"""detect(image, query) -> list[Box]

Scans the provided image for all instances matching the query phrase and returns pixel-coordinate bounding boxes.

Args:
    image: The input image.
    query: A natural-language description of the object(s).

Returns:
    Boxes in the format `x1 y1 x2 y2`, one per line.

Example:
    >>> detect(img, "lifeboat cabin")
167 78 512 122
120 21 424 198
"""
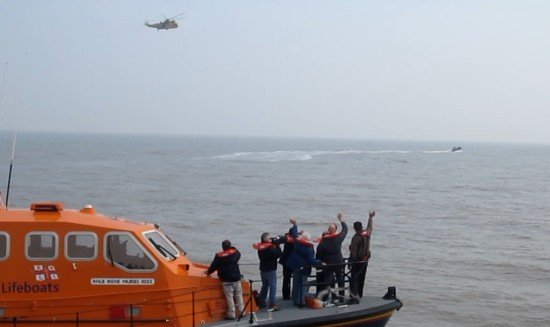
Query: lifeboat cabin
0 202 402 327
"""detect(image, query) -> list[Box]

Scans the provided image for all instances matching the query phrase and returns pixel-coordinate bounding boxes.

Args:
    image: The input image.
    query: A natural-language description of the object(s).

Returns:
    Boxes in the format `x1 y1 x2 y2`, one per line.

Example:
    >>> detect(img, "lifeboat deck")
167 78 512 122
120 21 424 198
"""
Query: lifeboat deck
206 295 402 327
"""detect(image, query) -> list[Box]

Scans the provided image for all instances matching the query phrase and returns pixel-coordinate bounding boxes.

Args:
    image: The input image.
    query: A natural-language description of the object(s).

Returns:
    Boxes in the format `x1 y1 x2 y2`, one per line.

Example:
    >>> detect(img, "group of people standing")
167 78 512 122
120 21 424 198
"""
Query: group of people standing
206 211 375 320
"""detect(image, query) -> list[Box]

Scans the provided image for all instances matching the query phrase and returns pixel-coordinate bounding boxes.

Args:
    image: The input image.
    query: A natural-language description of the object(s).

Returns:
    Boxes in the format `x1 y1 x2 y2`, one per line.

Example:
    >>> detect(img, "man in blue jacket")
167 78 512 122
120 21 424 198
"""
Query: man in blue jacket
206 240 244 320
285 218 323 307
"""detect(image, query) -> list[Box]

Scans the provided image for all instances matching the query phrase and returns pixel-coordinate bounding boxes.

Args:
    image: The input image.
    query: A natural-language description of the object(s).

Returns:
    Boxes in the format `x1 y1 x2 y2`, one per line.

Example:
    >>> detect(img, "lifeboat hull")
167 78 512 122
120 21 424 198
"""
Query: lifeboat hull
206 295 403 327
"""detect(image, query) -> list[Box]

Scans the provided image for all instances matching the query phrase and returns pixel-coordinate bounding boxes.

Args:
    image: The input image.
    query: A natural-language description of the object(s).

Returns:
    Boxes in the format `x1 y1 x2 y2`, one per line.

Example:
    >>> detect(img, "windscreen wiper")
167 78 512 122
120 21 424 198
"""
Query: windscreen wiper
150 239 177 260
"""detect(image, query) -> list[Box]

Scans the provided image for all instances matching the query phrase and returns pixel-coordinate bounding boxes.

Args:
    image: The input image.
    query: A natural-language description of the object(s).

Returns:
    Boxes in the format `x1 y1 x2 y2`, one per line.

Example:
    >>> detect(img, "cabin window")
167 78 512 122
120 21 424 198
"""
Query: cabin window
105 233 156 271
0 232 9 260
26 232 58 260
143 231 179 260
66 232 97 260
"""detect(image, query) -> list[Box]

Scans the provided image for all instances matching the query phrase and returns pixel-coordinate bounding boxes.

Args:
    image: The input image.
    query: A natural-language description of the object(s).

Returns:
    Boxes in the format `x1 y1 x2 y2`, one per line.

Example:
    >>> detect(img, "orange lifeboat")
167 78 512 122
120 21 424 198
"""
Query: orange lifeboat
0 202 253 326
0 201 402 327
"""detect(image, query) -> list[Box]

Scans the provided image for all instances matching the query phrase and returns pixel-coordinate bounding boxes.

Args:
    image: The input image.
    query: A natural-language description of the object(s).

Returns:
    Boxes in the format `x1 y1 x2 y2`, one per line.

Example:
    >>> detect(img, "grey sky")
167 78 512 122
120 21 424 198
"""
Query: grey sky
1 0 549 143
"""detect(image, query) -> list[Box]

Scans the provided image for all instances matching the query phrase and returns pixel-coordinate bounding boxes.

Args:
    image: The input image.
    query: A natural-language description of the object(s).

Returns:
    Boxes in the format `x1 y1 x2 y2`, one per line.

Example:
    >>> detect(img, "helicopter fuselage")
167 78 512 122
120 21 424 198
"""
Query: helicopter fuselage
145 19 178 30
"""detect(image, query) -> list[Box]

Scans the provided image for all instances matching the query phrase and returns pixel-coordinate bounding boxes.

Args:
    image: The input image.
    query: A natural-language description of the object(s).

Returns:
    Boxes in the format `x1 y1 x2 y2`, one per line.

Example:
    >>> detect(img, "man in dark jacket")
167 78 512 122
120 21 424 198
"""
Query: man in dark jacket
206 240 244 320
349 210 375 299
286 218 323 307
279 228 296 300
316 213 348 302
253 233 282 310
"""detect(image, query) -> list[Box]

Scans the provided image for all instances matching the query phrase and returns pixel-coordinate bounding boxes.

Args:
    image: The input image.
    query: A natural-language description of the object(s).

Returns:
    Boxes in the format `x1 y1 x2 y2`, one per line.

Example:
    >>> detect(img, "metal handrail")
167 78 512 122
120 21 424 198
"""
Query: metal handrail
293 258 369 303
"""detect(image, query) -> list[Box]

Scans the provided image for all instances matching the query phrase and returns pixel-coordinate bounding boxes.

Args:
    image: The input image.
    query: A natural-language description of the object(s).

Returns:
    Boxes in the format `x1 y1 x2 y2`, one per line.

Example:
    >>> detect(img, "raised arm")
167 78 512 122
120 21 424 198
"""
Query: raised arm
337 213 348 242
289 218 298 238
366 210 375 234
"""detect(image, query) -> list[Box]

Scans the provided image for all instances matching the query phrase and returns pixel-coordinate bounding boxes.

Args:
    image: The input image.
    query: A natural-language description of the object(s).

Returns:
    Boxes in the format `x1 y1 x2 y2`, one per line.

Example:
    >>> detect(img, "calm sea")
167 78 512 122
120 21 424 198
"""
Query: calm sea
1 132 549 326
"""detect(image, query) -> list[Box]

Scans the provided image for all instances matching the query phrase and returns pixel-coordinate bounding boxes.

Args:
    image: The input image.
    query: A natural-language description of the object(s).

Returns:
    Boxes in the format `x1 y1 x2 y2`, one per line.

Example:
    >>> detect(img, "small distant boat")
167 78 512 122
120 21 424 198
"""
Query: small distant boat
451 146 462 152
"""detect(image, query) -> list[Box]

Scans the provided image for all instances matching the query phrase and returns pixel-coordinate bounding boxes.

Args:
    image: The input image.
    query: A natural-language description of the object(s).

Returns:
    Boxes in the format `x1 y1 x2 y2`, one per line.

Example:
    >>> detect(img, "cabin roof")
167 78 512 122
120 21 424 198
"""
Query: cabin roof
0 202 156 232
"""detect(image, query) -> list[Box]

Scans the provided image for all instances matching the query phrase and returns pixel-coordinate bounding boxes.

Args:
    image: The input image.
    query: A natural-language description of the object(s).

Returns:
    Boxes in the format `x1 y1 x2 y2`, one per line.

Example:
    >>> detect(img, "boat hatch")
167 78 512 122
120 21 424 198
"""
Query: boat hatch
30 202 64 212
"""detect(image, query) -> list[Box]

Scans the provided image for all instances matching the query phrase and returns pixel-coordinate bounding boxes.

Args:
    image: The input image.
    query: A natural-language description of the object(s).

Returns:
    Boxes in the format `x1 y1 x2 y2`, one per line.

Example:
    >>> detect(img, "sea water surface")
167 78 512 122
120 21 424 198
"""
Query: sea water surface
0 132 549 326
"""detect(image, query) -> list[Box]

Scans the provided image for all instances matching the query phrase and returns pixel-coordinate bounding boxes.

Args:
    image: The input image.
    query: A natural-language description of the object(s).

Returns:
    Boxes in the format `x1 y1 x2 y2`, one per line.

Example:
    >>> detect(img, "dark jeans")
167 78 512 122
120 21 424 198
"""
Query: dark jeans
259 270 277 308
315 271 324 296
282 266 293 300
350 262 368 298
322 264 345 301
292 269 309 306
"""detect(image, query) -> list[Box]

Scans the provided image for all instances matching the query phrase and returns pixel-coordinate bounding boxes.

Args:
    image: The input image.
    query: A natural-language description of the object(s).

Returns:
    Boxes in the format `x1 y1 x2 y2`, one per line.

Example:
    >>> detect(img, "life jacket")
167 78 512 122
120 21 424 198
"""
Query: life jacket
297 238 314 247
315 231 341 243
285 235 295 243
216 248 237 257
357 230 371 260
322 232 341 240
253 242 274 251
209 247 241 283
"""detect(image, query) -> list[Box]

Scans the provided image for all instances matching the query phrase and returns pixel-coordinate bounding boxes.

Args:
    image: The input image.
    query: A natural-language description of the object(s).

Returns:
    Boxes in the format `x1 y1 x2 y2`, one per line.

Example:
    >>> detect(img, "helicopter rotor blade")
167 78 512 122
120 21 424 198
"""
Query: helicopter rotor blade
169 13 185 20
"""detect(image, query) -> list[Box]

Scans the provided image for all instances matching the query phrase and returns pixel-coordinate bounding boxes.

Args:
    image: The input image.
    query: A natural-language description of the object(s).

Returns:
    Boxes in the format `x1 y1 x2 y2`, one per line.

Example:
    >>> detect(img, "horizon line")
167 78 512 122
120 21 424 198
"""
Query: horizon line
0 128 548 147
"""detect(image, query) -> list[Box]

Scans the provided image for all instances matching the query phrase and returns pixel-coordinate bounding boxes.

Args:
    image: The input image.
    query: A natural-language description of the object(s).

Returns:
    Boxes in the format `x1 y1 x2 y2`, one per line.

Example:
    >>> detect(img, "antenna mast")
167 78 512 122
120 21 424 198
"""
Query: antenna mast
0 61 7 112
0 62 8 208
5 132 17 208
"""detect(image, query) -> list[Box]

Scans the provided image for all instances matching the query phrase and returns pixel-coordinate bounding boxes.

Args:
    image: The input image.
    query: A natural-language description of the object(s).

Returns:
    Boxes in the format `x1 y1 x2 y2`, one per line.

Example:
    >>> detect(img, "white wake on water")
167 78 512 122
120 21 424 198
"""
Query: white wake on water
201 148 458 162
208 150 364 162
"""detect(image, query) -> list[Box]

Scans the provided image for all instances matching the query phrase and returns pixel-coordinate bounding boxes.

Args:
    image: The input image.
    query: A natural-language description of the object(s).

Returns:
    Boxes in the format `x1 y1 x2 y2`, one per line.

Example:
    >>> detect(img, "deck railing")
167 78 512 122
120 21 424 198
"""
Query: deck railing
300 258 370 304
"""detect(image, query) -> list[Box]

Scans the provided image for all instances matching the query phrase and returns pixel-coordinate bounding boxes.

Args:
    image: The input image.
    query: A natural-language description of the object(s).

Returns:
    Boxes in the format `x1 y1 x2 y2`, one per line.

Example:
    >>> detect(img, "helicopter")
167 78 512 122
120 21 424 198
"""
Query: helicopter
145 13 184 31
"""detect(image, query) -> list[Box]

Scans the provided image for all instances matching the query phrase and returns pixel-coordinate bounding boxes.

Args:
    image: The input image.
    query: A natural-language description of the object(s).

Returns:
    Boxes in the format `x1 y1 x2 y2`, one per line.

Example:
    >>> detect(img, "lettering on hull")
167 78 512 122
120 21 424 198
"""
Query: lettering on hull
1 282 60 293
90 278 155 285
